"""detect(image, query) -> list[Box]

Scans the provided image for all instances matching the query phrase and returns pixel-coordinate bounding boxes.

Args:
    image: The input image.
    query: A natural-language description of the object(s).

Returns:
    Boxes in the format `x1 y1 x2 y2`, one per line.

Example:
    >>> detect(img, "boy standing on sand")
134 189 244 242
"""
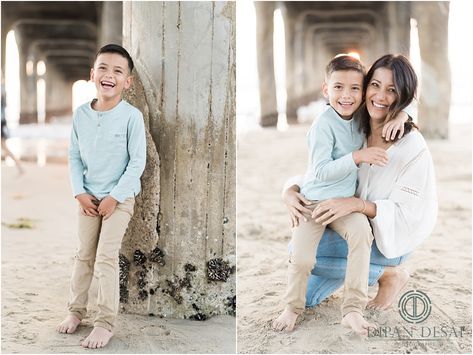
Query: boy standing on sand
272 55 408 335
56 44 146 349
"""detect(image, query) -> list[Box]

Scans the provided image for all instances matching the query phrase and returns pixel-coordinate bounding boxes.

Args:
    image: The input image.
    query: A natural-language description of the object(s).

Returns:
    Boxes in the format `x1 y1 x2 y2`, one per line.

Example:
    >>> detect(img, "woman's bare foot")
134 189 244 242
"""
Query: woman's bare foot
367 267 410 310
56 314 81 334
81 326 113 349
272 309 299 332
341 312 375 336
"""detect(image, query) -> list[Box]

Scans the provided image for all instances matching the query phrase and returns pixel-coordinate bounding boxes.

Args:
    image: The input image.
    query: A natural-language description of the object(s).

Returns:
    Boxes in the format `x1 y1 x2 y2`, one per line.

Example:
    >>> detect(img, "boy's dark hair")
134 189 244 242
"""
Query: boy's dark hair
94 44 134 73
325 54 365 78
359 53 418 141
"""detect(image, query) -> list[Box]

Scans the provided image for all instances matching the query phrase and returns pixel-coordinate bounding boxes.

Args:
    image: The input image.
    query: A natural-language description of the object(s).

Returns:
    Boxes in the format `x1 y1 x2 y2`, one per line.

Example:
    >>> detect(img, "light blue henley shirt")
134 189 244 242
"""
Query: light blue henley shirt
300 106 364 200
68 99 146 203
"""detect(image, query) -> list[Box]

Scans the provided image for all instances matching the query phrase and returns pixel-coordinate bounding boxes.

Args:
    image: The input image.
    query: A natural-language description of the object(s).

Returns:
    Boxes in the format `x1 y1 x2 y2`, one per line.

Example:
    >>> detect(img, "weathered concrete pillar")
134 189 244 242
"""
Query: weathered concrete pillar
302 24 314 93
304 28 320 95
294 19 307 100
363 32 377 66
45 64 73 121
17 38 38 124
0 3 14 76
0 34 6 77
281 6 298 123
121 1 235 319
368 9 386 64
413 2 450 139
312 32 326 95
386 2 411 55
303 25 323 101
99 2 123 46
254 1 278 127
297 23 324 108
282 7 324 123
0 12 9 75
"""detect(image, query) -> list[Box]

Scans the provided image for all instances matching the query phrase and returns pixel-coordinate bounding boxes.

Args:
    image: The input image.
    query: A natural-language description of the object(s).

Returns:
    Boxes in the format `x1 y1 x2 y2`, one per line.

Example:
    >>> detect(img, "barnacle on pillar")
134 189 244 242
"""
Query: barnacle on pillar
207 258 234 282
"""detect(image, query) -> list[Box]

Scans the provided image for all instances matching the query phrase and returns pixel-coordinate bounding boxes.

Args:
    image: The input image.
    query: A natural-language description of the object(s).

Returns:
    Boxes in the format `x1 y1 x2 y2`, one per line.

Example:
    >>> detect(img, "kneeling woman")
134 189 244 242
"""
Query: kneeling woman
283 54 437 312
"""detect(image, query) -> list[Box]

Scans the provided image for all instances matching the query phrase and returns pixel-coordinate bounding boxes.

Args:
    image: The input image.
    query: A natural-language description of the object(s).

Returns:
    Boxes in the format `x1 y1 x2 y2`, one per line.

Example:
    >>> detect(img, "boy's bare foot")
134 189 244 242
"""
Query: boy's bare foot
341 311 375 336
272 309 299 332
367 267 409 310
56 314 81 334
81 326 113 349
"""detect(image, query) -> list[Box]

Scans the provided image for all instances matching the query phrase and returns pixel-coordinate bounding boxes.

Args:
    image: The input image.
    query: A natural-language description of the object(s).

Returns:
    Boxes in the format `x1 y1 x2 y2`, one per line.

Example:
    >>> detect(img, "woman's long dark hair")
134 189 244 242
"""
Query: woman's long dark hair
359 54 418 140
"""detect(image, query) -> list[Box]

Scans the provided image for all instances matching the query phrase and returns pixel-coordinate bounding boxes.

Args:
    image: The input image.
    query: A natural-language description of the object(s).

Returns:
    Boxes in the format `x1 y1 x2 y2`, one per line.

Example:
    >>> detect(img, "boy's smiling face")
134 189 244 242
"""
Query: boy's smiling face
90 53 132 101
323 70 364 119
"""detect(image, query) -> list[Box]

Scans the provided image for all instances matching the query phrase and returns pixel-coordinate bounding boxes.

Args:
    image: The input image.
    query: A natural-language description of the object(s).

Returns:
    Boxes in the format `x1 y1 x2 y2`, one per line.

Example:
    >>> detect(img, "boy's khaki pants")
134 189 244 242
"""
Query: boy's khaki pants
68 198 134 331
285 201 373 317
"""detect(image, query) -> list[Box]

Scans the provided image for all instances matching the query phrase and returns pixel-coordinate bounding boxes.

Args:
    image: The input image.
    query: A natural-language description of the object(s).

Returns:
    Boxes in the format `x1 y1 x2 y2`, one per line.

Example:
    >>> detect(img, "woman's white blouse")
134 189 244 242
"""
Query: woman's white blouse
284 130 438 259
357 130 438 258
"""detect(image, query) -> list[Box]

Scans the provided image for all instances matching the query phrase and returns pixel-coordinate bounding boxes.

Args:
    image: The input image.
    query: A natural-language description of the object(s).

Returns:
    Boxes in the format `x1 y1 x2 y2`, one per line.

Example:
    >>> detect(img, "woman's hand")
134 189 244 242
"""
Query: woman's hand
312 197 363 225
282 186 312 228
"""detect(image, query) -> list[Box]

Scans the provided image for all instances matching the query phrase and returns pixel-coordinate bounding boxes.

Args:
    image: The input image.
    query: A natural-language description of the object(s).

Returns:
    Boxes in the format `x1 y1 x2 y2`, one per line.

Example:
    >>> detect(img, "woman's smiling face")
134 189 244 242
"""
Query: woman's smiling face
365 67 398 122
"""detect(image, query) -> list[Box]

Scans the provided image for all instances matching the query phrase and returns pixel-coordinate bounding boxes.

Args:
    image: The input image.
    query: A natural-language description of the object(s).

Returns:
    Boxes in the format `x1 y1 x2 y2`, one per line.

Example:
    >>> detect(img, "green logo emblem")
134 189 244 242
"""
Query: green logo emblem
398 290 432 324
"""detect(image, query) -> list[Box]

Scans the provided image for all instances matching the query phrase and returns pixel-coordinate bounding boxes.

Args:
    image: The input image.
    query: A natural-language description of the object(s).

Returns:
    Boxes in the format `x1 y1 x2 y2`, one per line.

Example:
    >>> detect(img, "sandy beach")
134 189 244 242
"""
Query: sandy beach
236 121 472 353
1 162 235 354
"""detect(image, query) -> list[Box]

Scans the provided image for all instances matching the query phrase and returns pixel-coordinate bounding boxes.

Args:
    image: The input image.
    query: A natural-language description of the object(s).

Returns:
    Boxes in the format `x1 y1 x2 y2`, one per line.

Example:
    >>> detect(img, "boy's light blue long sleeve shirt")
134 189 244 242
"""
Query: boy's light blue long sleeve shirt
300 106 364 200
68 99 146 203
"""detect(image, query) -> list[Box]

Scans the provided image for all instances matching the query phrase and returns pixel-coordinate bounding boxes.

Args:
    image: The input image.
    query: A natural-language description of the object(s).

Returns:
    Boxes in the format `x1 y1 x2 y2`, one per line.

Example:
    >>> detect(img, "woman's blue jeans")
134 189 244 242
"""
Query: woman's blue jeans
289 228 409 309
